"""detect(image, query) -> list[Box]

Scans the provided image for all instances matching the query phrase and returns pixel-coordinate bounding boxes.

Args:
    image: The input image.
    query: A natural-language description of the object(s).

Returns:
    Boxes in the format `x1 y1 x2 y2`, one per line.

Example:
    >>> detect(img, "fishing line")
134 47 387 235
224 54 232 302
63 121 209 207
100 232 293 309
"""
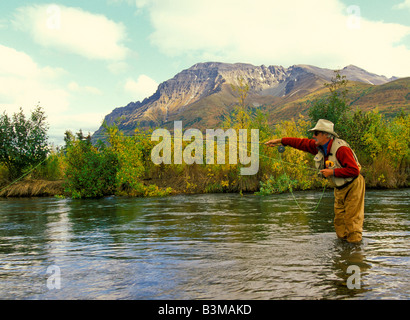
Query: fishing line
275 146 327 213
0 157 49 195
232 142 327 213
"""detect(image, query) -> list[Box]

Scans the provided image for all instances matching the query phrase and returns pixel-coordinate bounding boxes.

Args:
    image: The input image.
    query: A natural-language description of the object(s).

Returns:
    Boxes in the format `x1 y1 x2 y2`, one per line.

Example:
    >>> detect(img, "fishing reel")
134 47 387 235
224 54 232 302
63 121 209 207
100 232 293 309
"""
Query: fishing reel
318 161 335 178
325 160 335 168
278 145 285 153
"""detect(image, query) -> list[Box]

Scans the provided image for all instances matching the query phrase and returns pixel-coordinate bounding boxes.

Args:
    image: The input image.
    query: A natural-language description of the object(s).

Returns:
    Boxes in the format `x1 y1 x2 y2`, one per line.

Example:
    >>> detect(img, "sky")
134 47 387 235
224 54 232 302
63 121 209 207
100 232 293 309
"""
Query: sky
1 0 410 146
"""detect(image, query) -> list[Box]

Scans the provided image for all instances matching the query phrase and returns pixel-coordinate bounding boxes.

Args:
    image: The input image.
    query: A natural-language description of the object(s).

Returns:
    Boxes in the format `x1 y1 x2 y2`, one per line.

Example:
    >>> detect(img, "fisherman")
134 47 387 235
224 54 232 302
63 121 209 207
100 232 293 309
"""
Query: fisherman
265 119 365 243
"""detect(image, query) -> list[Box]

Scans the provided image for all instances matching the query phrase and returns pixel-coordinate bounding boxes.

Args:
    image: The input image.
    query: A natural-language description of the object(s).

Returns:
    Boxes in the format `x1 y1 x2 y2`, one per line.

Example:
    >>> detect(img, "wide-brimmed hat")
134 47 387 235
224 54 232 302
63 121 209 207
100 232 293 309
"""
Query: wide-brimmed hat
309 119 339 138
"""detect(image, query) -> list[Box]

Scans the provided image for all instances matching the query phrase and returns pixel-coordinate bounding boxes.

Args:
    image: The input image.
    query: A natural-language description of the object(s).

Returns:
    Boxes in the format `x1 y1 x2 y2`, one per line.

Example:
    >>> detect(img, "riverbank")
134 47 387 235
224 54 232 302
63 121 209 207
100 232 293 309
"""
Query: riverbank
0 176 408 198
0 180 65 198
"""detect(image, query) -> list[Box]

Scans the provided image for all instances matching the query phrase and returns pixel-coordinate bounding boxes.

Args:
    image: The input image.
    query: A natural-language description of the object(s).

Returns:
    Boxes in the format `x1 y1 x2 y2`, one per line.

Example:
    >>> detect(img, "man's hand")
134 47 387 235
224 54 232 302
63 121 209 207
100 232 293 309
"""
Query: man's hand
265 139 282 147
320 169 334 178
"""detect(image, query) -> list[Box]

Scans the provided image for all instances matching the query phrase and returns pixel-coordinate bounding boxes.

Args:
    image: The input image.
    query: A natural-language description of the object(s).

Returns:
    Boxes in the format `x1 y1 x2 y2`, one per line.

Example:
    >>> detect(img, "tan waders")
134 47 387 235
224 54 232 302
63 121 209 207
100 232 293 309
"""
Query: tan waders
333 174 365 243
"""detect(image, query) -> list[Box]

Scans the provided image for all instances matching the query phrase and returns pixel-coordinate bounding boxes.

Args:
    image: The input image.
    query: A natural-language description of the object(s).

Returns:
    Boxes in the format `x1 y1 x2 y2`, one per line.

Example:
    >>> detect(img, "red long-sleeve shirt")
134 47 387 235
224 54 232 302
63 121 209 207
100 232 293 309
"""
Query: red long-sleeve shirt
281 137 360 178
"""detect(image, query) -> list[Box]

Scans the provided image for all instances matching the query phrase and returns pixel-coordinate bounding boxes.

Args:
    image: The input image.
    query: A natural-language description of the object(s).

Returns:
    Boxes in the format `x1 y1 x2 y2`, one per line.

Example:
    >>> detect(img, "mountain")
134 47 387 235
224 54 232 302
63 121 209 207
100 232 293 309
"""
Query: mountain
93 62 407 139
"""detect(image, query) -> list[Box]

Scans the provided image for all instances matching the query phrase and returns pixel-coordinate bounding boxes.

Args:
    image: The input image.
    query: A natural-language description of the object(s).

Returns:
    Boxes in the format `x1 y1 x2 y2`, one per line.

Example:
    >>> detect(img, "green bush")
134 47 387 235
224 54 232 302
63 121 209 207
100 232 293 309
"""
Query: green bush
32 151 65 181
102 123 173 197
256 173 297 195
63 131 118 198
338 109 409 187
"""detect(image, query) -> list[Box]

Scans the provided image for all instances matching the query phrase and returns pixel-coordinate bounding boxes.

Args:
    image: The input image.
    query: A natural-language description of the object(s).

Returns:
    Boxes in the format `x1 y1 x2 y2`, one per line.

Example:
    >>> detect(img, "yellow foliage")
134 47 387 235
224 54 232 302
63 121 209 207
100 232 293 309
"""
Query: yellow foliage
221 180 229 187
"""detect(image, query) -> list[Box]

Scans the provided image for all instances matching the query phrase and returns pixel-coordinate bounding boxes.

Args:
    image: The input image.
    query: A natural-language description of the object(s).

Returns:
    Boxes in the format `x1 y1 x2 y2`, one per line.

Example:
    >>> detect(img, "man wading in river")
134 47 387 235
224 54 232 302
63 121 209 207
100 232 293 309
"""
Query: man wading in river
265 119 365 244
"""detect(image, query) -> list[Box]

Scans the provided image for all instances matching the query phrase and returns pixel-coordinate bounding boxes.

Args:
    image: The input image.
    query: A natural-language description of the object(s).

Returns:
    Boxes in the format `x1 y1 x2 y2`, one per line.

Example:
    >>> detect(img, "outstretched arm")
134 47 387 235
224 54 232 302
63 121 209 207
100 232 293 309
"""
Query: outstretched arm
264 138 282 147
265 137 318 155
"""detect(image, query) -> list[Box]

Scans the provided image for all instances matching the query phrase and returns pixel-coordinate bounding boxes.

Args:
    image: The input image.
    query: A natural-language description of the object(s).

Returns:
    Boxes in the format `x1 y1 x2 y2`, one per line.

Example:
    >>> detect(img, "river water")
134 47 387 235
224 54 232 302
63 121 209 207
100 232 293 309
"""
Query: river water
0 189 408 300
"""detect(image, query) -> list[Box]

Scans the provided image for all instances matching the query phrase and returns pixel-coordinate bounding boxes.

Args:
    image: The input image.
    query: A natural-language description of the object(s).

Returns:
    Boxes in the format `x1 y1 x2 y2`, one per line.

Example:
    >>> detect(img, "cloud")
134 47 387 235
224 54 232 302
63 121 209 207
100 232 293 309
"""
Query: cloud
0 44 116 145
393 0 410 10
124 75 158 100
50 112 107 133
0 45 69 116
13 4 129 61
138 0 410 77
68 81 102 95
0 44 64 79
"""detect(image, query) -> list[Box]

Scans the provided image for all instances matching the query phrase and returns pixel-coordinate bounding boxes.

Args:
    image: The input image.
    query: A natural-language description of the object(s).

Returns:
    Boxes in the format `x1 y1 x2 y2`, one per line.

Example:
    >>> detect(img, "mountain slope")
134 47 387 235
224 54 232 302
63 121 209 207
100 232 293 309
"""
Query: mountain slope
276 77 410 121
93 62 405 139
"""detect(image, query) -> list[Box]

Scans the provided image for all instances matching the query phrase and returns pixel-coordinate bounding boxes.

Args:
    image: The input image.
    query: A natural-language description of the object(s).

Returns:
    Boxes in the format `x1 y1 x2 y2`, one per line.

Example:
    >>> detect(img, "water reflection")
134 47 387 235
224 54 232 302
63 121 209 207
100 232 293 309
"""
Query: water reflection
328 239 370 299
0 189 408 299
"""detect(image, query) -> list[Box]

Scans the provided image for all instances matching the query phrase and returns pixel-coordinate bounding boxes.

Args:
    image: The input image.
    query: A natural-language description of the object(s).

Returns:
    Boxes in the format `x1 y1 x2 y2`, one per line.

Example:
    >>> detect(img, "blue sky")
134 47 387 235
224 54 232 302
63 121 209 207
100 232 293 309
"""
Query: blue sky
1 0 410 145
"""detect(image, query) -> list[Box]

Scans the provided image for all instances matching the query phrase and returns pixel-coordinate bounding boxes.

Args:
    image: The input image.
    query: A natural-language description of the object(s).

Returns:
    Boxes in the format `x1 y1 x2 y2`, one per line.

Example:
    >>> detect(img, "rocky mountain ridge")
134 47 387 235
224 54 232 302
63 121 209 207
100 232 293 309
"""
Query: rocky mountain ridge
93 62 401 139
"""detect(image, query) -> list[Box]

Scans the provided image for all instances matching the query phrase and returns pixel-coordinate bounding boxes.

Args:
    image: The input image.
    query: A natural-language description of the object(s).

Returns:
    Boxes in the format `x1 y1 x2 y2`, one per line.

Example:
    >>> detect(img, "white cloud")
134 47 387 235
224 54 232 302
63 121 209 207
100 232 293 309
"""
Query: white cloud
124 75 158 100
0 44 60 79
68 81 102 95
394 0 410 10
138 0 410 77
13 4 129 61
51 112 107 133
0 45 69 116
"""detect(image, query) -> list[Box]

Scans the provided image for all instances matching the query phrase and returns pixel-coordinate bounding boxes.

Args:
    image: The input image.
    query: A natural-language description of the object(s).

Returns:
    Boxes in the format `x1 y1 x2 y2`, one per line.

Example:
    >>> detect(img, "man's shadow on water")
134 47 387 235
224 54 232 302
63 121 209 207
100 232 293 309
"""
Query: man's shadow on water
328 238 372 299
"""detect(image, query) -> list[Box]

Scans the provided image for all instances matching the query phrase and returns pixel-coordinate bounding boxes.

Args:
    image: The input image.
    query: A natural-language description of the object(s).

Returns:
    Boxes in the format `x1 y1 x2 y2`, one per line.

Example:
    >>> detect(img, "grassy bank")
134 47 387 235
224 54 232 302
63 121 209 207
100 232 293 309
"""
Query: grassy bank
0 171 407 199
0 180 64 198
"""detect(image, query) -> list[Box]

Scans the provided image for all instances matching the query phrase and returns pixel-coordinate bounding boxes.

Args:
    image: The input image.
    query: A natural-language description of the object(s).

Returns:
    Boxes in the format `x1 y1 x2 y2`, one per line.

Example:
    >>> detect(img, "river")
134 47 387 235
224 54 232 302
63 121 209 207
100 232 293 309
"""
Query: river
0 189 408 300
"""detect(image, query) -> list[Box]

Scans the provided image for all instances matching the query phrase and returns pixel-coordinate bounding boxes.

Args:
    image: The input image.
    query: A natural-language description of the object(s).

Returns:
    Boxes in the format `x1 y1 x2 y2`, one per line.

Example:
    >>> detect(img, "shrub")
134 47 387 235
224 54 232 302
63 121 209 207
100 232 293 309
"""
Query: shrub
104 123 173 197
337 109 409 187
63 131 118 198
256 173 297 195
32 151 65 181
